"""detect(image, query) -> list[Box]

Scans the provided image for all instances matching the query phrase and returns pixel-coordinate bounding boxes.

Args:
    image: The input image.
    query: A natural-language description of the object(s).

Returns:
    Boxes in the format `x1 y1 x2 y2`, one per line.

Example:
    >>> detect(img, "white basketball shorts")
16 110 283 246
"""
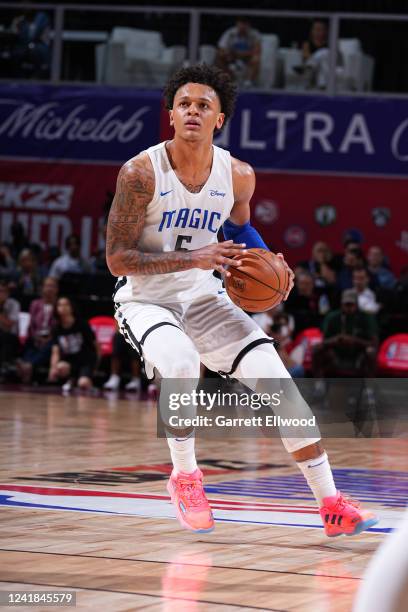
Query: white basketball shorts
114 286 277 379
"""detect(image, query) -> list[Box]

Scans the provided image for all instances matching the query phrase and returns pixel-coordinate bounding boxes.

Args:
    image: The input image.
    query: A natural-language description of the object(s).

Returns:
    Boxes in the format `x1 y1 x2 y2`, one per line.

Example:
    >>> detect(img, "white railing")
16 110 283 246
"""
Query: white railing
1 2 408 96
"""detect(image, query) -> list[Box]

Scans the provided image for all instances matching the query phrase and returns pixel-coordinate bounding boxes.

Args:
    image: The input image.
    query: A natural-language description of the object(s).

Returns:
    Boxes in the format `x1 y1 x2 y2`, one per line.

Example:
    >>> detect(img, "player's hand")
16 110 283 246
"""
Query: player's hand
193 240 247 276
276 253 295 300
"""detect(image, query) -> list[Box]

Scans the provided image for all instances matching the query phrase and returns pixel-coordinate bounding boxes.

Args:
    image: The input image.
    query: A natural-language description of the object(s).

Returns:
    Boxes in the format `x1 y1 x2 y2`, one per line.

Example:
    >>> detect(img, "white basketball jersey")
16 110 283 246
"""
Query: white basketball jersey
114 141 234 304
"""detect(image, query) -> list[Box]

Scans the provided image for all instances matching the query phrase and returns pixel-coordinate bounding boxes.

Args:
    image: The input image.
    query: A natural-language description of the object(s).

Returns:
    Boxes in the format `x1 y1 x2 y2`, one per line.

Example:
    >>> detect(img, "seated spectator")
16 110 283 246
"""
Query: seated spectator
0 281 20 377
301 19 329 61
312 289 378 377
48 234 90 280
367 246 396 289
352 267 380 314
336 243 366 290
10 9 51 78
0 244 16 281
297 241 336 289
331 238 362 272
48 297 97 392
104 332 141 392
298 19 343 89
285 271 329 334
11 248 43 300
216 17 261 87
17 277 58 383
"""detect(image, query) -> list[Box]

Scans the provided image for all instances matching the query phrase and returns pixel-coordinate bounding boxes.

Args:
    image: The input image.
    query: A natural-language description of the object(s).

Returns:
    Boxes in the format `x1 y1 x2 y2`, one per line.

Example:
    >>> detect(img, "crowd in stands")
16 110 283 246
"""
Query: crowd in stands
0 221 407 394
215 16 339 90
0 8 357 92
252 234 407 379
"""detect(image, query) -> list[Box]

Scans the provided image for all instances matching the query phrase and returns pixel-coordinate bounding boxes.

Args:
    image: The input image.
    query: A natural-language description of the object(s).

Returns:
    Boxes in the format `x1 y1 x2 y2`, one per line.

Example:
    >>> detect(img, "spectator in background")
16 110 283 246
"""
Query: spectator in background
103 332 141 392
298 19 343 90
367 246 396 289
298 241 336 289
11 248 43 301
286 271 329 334
216 17 261 87
17 277 58 384
0 281 20 377
337 243 366 290
48 296 97 392
302 19 329 61
10 8 51 78
312 289 378 377
48 234 90 280
352 267 380 314
0 244 16 281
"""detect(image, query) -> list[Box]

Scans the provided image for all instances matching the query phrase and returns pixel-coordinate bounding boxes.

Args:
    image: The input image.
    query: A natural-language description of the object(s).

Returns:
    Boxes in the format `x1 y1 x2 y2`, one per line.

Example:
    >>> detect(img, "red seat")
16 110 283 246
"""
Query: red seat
89 316 117 357
377 334 408 376
290 327 323 372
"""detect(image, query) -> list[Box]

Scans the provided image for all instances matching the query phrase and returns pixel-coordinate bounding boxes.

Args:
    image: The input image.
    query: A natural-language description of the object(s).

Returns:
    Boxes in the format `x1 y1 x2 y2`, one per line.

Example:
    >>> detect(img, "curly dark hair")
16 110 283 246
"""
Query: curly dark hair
163 64 237 131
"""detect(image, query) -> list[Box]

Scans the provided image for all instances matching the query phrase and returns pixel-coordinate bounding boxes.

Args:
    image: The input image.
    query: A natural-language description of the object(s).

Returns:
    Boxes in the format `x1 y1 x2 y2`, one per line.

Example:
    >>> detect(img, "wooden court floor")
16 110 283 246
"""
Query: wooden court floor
0 389 407 612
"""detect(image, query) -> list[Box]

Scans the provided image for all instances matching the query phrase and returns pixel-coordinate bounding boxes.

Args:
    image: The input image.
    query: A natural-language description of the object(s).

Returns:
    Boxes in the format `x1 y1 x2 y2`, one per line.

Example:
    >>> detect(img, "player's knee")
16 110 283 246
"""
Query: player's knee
165 350 201 378
143 327 201 378
152 344 200 378
235 345 291 380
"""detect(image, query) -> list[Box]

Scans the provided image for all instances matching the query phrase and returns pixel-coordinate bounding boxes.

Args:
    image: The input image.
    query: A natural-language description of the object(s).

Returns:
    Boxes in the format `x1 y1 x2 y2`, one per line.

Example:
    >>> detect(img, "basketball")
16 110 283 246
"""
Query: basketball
225 248 289 312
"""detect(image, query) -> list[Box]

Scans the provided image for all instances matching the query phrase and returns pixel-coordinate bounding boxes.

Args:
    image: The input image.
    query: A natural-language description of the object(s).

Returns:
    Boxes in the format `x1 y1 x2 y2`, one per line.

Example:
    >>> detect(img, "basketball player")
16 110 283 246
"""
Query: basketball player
106 64 377 536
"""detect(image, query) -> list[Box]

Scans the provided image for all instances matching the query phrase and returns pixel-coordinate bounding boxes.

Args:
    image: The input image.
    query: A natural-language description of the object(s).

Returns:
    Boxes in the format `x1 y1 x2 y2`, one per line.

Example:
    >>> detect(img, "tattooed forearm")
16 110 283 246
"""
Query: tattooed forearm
121 250 194 275
106 154 195 276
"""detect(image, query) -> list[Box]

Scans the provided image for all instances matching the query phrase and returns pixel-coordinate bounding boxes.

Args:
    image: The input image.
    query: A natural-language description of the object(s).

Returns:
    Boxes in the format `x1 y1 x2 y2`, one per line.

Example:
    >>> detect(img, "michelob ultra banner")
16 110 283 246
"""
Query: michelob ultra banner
0 84 407 267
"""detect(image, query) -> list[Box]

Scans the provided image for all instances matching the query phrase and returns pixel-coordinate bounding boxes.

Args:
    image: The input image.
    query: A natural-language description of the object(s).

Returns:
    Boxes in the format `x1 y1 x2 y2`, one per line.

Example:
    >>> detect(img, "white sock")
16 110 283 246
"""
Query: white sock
297 452 337 506
167 435 198 474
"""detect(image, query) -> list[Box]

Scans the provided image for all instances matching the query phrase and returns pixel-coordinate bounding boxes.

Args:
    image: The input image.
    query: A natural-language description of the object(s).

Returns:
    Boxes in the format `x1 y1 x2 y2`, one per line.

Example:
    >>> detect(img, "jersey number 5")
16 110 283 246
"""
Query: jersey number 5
175 235 192 251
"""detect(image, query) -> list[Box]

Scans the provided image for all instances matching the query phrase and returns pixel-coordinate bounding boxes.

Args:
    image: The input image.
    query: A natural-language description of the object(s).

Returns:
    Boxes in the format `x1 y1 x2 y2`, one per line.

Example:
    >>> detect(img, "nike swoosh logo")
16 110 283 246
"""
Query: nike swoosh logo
160 190 173 196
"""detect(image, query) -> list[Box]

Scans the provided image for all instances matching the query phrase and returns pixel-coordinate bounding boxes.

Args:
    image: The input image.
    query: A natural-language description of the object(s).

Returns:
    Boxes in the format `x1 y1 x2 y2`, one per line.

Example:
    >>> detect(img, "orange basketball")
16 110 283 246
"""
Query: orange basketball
225 248 290 313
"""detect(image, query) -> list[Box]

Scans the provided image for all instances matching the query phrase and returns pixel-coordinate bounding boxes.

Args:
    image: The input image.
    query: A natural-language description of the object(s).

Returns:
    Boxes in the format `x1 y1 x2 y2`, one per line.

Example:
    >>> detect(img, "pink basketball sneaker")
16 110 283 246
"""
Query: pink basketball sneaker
319 491 378 537
167 468 214 533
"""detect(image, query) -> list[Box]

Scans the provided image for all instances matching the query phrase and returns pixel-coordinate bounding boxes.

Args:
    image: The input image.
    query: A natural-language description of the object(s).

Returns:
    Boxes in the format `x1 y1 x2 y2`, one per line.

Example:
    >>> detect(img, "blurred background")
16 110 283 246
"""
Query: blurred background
0 0 407 390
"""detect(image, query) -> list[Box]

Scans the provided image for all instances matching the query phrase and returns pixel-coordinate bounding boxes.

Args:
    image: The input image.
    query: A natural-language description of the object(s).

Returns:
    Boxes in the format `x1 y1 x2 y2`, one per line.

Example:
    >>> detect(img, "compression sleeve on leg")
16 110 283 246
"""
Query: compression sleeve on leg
222 219 269 250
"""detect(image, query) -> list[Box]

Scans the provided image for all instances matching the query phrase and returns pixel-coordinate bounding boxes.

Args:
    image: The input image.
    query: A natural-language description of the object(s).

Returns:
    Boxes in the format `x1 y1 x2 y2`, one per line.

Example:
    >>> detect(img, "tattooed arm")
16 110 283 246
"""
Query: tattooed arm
106 154 193 276
106 153 246 277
